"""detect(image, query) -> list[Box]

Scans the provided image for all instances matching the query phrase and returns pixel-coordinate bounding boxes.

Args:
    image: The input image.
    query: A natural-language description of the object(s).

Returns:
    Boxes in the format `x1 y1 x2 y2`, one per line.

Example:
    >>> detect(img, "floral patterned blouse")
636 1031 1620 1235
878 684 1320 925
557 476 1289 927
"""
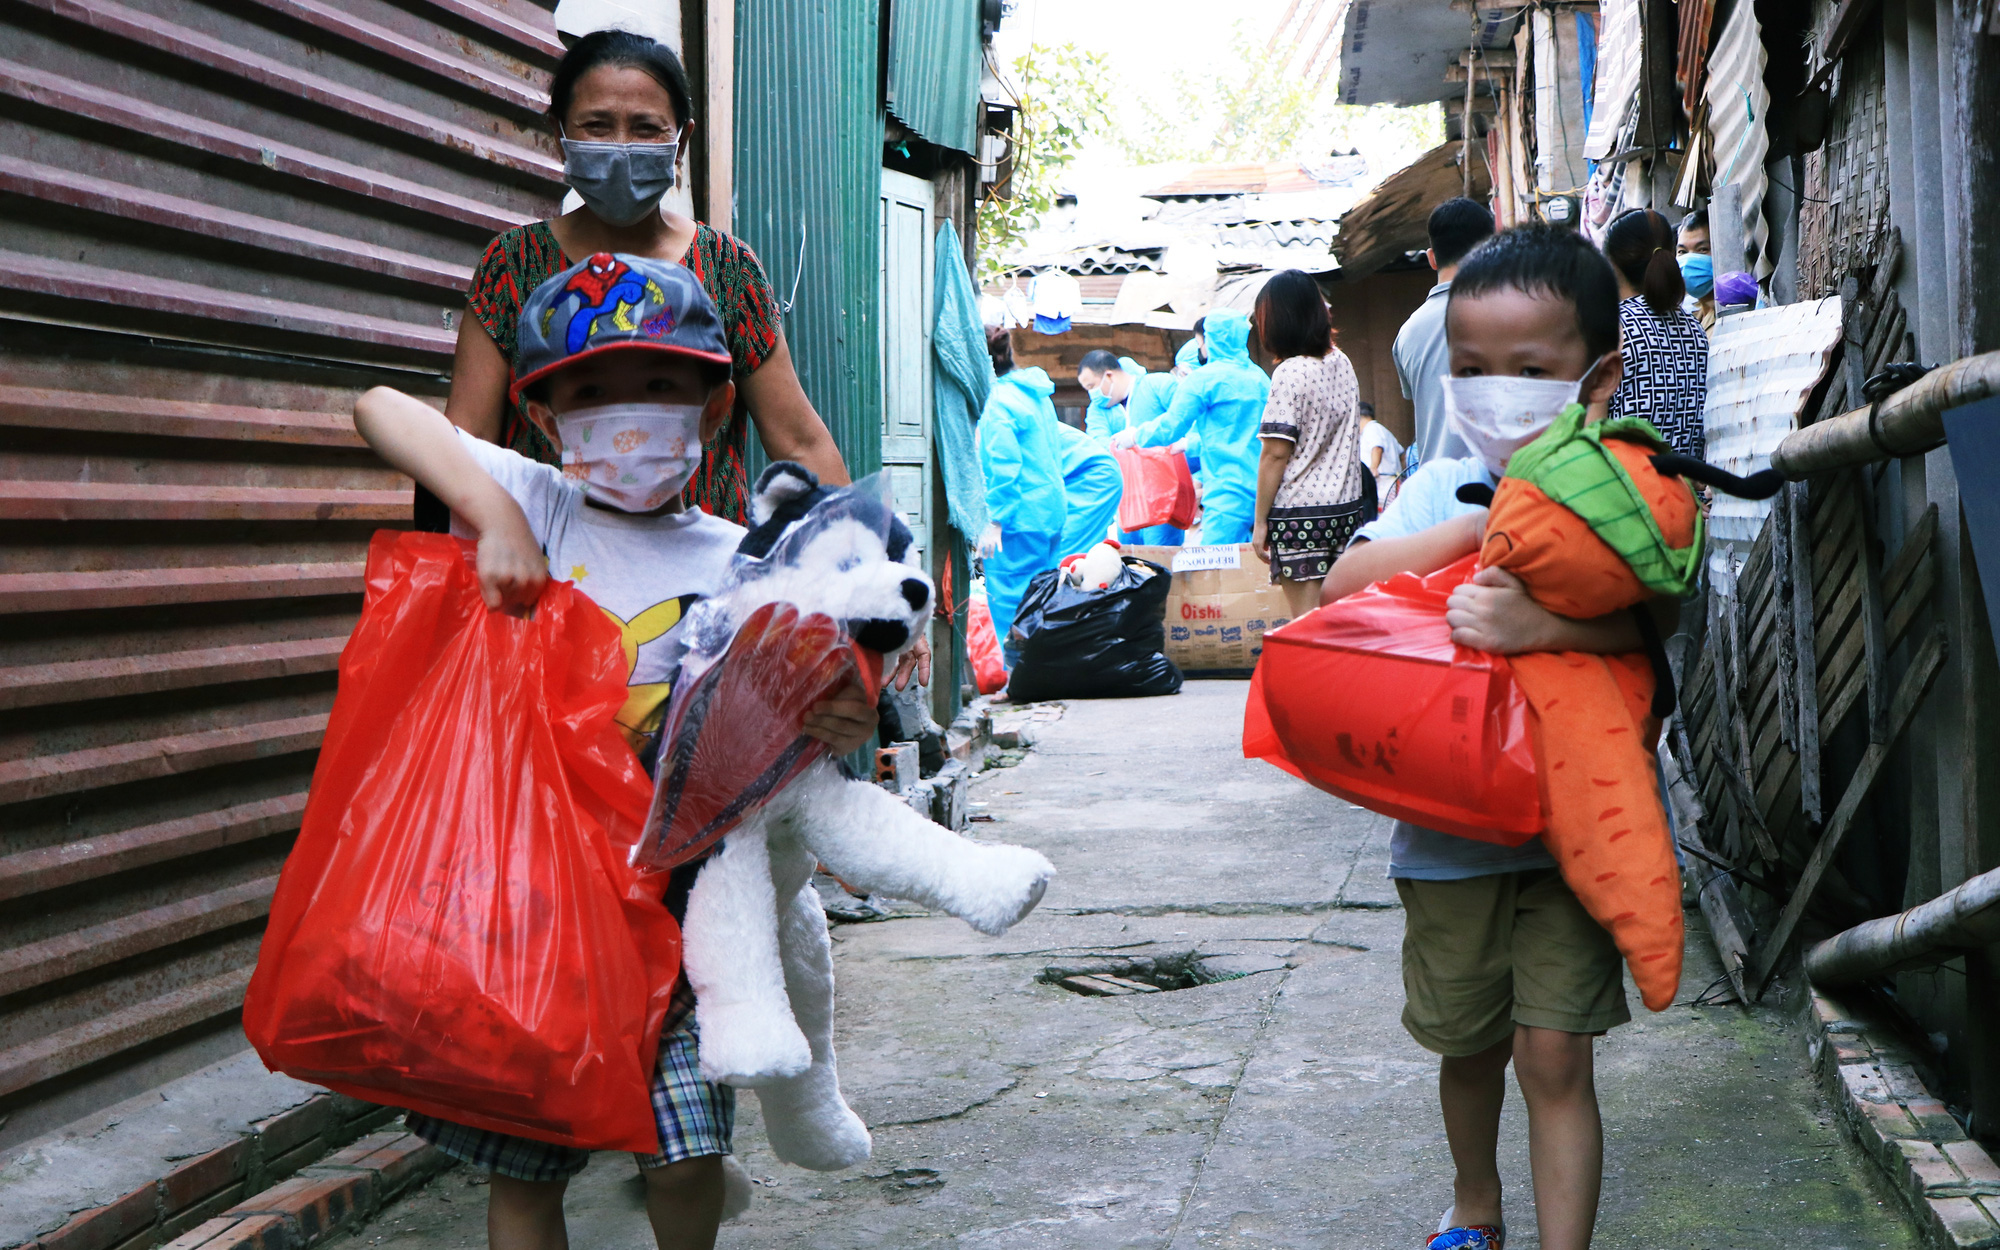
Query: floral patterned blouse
466 219 781 523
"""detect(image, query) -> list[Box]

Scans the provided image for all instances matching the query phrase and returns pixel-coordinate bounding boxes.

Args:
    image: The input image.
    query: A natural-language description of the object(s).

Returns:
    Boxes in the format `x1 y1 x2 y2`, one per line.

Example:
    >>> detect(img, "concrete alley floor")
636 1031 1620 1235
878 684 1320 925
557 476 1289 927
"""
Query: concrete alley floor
337 681 1917 1249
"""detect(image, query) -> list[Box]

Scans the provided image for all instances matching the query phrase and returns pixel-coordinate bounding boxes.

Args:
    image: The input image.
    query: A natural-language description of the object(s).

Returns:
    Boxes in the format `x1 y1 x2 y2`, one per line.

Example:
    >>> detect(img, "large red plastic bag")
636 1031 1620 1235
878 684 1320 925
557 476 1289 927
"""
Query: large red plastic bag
967 594 1008 694
1243 554 1542 843
634 602 881 869
244 532 679 1153
1113 446 1198 531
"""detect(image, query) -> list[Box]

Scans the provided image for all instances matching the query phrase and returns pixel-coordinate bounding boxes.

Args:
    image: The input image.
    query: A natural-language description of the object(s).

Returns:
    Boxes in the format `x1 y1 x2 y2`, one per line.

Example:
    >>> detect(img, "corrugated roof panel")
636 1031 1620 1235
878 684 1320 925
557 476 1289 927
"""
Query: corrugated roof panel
0 0 559 1155
1705 0 1771 276
886 0 980 156
1702 298 1842 546
1334 141 1491 278
733 0 884 478
1337 0 1521 106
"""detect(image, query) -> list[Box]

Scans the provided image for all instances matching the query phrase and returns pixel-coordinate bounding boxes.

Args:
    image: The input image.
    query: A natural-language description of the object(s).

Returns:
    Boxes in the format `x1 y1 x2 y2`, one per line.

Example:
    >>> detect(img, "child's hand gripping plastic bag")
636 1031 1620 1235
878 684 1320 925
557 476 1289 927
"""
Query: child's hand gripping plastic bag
1243 554 1543 843
243 532 679 1153
633 477 894 871
1113 445 1199 532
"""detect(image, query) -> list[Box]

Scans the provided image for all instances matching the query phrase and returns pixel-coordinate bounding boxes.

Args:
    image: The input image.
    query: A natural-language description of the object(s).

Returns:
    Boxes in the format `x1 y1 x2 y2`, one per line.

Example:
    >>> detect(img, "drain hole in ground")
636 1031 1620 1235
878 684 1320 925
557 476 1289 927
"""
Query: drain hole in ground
1039 951 1243 997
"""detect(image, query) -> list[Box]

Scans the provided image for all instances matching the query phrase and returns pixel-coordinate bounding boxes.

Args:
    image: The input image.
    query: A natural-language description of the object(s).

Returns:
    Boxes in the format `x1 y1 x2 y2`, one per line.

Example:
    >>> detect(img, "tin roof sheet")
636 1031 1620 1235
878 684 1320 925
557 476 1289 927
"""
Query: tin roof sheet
1703 298 1843 545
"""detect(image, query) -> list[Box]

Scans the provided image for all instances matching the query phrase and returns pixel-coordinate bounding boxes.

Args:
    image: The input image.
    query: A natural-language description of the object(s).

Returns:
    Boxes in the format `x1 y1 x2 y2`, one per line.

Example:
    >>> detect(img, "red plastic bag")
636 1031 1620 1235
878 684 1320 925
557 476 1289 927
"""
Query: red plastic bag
634 601 881 870
967 595 1008 694
1243 554 1542 843
1113 446 1199 531
244 532 679 1153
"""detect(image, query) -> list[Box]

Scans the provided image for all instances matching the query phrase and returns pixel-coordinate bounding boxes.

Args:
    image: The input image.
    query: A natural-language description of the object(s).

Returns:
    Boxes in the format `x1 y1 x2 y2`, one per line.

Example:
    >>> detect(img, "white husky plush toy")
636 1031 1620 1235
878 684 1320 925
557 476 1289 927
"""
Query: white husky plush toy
647 464 1054 1172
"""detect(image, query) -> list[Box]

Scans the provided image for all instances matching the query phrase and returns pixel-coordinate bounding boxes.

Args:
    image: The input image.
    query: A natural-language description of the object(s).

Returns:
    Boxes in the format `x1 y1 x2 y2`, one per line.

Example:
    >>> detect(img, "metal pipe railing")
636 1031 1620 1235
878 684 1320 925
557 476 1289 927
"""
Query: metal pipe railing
1804 864 2000 986
1771 350 2000 477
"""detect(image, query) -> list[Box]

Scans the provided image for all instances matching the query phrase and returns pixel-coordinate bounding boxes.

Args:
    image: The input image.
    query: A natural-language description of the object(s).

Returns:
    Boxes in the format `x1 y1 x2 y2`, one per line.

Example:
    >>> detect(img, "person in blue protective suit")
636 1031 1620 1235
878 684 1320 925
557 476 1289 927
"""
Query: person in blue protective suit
1173 319 1206 376
978 329 1067 663
1077 350 1139 440
1053 422 1124 558
1109 360 1187 546
1113 308 1268 545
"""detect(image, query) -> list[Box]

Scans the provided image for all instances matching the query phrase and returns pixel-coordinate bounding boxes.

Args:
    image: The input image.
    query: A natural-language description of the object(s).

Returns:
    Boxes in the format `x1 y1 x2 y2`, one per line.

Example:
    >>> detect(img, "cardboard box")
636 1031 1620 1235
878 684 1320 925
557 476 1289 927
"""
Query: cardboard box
1123 544 1295 675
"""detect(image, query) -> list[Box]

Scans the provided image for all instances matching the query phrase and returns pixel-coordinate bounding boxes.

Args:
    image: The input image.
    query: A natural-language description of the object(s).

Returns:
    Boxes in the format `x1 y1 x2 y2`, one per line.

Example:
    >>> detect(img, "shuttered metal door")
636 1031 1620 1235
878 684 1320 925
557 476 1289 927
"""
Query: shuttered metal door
0 0 562 1145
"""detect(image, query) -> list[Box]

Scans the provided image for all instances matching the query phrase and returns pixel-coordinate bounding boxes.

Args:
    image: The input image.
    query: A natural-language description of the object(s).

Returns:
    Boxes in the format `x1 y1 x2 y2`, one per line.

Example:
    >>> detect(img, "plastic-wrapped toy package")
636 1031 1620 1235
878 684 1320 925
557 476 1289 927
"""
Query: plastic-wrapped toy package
1112 445 1199 532
634 484 891 871
244 532 679 1153
1243 554 1542 843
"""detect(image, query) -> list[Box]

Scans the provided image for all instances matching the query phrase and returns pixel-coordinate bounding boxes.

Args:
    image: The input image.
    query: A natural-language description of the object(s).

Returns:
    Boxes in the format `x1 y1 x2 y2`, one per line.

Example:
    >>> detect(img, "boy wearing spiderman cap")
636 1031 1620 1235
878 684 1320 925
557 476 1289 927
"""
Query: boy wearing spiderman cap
353 252 877 1250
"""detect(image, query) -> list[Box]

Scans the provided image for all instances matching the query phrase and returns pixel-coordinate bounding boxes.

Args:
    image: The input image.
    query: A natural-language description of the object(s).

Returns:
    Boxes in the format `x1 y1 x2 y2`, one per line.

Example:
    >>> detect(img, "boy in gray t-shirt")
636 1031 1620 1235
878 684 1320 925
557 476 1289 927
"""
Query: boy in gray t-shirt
1325 225 1677 1250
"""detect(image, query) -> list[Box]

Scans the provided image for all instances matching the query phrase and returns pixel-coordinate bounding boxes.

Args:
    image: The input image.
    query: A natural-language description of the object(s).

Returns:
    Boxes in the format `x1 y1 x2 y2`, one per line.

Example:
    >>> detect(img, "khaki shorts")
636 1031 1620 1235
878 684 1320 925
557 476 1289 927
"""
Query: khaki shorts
1396 868 1630 1057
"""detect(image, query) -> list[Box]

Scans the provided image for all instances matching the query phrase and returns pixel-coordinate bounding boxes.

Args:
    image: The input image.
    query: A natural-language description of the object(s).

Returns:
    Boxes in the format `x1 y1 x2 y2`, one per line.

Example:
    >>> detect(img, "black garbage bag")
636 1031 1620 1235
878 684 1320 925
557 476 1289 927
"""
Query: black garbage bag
1004 557 1183 701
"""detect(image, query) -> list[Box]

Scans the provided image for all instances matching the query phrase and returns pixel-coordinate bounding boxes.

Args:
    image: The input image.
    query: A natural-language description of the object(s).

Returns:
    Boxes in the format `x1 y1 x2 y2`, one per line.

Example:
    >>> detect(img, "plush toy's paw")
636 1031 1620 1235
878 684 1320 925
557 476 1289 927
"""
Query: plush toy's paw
757 1075 873 1171
695 999 813 1087
719 1155 755 1222
957 844 1055 936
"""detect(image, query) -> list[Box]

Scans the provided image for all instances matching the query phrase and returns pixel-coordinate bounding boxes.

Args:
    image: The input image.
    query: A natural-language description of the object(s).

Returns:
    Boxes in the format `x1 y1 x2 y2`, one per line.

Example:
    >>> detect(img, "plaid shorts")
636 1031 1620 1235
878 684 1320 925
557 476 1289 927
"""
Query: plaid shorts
404 978 733 1182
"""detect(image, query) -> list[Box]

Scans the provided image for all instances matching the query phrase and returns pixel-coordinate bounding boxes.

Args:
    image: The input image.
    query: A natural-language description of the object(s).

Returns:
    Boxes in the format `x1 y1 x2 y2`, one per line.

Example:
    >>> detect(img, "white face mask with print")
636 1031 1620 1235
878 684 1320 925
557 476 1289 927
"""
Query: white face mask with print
557 403 704 513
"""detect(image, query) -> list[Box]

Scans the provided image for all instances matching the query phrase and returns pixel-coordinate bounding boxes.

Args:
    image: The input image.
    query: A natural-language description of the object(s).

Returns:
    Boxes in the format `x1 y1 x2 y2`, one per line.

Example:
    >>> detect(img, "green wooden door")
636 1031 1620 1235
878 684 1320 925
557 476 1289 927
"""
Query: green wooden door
879 169 934 566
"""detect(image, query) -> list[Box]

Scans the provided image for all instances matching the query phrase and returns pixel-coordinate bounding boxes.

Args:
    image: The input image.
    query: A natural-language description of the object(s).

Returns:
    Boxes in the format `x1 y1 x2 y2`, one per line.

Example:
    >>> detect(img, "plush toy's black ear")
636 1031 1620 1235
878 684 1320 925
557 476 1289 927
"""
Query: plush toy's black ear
1455 482 1496 508
739 462 828 560
751 462 821 527
884 514 914 564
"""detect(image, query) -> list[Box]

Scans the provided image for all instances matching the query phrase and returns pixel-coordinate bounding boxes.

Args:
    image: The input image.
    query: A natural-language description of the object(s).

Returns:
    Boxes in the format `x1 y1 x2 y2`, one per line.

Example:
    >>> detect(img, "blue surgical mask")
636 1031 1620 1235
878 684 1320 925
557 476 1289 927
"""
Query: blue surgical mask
561 129 683 227
1679 252 1714 299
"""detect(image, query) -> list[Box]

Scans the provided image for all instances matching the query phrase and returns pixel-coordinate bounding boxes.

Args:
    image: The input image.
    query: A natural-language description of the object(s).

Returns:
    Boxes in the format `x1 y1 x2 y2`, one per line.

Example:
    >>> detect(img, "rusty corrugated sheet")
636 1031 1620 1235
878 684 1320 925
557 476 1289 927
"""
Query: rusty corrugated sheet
1677 0 1714 123
1333 141 1492 279
0 0 562 1149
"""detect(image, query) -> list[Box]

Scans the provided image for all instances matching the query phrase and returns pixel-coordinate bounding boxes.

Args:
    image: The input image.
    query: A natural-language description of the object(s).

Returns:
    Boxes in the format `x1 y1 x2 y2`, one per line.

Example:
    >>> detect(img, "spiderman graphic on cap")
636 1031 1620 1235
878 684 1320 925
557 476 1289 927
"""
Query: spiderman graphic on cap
541 253 670 354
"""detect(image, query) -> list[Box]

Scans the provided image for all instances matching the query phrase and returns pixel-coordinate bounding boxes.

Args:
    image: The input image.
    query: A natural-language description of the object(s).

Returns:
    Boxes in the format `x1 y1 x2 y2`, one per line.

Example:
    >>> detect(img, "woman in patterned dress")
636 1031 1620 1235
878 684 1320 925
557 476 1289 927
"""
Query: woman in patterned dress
438 30 848 526
1601 208 1709 459
1248 270 1368 621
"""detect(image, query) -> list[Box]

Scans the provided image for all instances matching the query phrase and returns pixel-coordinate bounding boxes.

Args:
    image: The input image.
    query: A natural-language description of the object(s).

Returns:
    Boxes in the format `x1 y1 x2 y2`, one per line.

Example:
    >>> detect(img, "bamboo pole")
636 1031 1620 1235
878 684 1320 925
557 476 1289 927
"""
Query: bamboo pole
1804 863 2000 986
1770 350 2000 477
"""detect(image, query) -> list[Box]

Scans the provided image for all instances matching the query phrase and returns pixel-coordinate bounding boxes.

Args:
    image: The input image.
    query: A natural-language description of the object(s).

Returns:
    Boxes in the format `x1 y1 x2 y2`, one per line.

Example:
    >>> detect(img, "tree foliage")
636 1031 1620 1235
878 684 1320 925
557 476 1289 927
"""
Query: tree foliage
1118 24 1443 170
976 43 1117 281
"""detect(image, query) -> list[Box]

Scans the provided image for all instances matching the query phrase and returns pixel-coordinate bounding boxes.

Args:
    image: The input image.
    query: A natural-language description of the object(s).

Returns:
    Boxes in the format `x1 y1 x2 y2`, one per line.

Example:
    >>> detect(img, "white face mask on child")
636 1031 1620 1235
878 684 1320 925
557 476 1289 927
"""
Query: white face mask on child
556 403 704 513
1441 375 1579 475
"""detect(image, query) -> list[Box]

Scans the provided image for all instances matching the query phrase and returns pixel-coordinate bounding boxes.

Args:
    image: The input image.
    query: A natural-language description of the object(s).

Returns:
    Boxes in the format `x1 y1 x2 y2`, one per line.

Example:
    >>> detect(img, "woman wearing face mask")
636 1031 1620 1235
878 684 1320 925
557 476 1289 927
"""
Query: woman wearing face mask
440 29 849 526
1601 208 1708 459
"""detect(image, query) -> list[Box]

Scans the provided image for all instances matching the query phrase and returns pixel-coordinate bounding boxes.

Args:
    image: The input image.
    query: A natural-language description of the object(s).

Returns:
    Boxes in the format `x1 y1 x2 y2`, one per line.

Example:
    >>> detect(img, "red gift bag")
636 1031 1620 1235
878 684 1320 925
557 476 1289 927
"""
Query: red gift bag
1113 446 1198 531
244 532 679 1153
1243 554 1543 843
967 595 1009 694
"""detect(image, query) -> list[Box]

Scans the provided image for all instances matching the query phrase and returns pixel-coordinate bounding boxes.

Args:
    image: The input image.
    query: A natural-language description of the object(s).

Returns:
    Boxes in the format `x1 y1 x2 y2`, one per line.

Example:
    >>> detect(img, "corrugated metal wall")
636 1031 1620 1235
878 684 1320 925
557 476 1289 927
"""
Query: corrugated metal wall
0 0 561 1147
732 0 882 478
886 0 979 156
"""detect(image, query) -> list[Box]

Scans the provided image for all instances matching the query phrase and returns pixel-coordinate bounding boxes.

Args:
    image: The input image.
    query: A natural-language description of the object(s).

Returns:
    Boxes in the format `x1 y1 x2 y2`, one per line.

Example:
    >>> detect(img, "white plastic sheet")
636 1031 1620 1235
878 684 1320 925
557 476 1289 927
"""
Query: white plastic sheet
1702 298 1843 545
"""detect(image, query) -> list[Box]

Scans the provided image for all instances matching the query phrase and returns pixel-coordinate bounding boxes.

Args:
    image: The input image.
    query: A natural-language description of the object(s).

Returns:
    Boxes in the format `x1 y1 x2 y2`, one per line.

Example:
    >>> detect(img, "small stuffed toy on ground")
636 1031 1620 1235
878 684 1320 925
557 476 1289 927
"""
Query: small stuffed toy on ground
660 464 1055 1172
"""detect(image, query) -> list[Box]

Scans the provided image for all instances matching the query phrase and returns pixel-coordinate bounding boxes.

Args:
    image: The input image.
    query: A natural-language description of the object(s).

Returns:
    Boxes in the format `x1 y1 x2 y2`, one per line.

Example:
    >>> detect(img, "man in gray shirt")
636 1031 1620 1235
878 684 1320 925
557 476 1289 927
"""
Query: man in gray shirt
1392 197 1496 468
